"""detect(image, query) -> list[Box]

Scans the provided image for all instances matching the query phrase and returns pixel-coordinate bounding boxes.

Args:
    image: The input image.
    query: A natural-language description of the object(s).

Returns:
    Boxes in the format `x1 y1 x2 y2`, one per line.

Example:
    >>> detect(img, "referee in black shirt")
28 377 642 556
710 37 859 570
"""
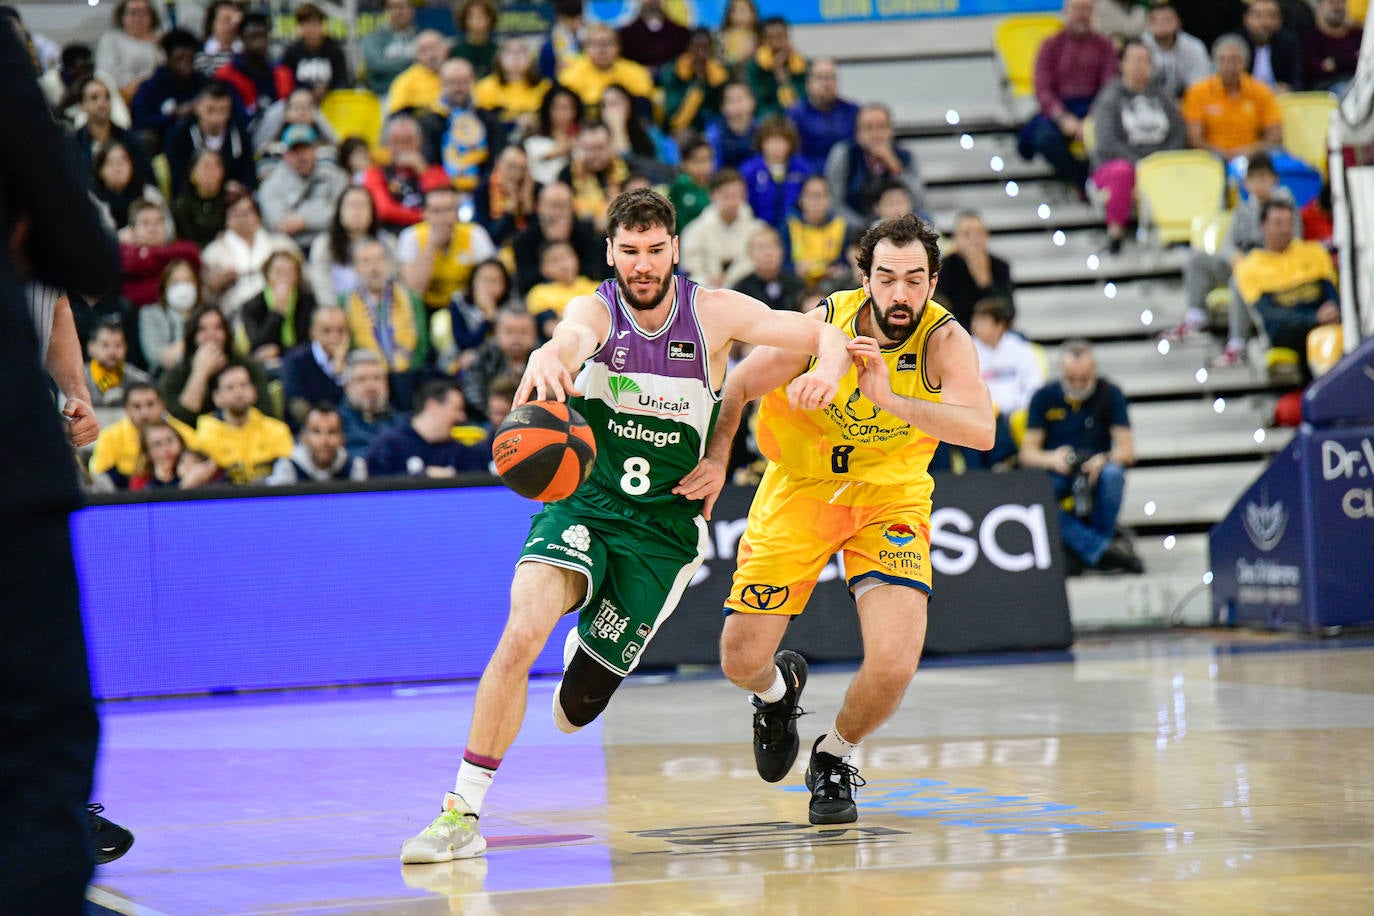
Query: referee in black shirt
0 9 122 914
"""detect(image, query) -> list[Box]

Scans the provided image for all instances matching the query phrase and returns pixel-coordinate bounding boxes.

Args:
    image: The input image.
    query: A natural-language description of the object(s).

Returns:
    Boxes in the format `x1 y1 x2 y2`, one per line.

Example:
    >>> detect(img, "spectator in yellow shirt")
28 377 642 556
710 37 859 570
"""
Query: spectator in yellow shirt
473 37 550 137
396 185 497 310
526 240 598 336
387 30 448 115
557 24 653 116
194 364 295 484
89 380 198 488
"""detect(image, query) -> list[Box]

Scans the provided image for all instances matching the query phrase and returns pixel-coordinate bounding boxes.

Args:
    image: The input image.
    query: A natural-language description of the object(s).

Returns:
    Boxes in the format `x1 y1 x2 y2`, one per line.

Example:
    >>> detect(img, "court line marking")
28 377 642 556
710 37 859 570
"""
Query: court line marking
86 886 173 916
237 840 1374 913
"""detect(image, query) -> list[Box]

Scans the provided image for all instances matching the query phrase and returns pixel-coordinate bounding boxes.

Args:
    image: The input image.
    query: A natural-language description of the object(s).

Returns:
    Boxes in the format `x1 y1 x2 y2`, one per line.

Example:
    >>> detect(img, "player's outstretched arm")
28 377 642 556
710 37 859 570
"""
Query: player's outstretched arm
514 295 609 406
849 321 996 450
674 342 811 519
700 288 850 411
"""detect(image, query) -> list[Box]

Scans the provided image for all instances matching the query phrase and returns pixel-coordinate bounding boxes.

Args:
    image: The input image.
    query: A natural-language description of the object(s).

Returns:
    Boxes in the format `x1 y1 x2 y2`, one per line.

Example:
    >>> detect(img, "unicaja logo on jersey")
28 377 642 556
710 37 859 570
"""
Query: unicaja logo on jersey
608 375 642 402
883 524 917 546
608 374 692 418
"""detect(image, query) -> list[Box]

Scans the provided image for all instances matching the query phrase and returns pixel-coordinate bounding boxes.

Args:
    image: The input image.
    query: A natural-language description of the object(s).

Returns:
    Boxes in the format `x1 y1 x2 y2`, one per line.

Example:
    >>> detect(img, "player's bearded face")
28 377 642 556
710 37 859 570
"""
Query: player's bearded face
612 231 677 311
868 286 923 343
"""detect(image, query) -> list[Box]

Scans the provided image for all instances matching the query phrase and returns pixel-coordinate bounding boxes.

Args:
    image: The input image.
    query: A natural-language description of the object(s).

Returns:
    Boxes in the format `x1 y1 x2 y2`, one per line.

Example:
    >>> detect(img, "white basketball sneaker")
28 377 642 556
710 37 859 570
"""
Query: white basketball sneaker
400 792 487 864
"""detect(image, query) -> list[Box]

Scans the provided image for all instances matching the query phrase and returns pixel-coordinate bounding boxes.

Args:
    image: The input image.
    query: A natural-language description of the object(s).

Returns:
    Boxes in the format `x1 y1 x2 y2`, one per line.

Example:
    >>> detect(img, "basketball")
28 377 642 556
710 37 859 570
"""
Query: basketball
493 400 597 502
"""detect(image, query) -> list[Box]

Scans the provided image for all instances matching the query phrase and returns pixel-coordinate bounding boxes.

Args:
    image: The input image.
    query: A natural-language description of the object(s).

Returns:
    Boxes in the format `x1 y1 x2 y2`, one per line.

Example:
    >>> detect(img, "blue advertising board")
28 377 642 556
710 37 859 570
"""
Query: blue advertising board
1211 335 1374 632
73 469 1069 699
585 0 1060 28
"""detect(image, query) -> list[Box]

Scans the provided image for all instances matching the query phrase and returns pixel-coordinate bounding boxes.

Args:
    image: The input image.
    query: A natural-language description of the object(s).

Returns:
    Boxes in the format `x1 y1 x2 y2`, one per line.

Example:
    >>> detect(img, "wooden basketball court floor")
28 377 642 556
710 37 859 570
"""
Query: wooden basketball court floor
87 632 1374 915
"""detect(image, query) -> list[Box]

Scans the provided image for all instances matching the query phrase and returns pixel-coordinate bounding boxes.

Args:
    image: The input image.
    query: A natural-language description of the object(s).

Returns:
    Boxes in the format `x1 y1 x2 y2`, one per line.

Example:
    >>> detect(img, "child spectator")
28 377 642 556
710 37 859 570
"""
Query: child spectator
85 317 152 408
129 420 219 490
739 114 812 230
784 175 848 288
735 226 805 311
527 240 598 336
120 199 201 308
669 137 714 231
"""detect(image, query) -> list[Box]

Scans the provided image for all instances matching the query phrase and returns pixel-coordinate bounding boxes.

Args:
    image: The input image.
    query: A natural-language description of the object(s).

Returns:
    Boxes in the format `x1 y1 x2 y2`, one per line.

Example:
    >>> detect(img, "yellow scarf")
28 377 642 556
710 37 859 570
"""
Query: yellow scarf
346 281 421 372
90 360 123 394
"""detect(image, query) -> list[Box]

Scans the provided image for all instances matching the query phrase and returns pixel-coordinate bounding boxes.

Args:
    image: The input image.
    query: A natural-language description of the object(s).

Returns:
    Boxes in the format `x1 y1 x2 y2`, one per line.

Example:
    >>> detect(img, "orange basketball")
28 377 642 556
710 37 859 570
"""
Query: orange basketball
493 400 597 502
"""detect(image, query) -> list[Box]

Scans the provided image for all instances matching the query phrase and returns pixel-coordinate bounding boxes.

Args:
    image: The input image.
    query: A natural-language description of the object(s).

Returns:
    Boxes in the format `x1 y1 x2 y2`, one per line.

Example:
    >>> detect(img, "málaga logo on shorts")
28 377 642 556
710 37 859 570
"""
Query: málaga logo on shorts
896 353 919 372
740 583 790 611
882 523 918 546
668 340 696 360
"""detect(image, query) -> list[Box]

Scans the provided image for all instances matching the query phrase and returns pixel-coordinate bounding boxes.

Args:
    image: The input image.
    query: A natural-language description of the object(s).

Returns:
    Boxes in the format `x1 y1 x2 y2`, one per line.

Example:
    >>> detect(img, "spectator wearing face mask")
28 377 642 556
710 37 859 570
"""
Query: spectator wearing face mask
140 258 200 374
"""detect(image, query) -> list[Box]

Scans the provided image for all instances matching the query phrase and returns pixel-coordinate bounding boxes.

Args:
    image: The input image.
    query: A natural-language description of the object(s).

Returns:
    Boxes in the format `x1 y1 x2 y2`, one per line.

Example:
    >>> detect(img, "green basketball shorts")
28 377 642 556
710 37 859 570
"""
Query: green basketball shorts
517 486 708 676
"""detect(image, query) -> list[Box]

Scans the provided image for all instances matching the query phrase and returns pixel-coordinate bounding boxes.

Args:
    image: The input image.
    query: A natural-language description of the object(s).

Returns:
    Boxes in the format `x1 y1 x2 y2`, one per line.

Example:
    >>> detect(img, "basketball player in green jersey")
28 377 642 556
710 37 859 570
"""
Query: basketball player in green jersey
401 189 851 864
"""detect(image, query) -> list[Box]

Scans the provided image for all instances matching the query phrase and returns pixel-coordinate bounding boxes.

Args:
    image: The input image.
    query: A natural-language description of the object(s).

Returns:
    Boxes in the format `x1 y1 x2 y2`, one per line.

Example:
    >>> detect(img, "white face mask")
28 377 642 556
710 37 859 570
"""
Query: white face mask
165 281 197 311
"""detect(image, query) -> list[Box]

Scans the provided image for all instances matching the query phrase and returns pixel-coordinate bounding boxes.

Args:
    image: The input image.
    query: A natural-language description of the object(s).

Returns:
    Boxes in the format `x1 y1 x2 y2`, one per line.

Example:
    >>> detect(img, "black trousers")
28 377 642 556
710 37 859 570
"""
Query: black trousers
0 514 99 916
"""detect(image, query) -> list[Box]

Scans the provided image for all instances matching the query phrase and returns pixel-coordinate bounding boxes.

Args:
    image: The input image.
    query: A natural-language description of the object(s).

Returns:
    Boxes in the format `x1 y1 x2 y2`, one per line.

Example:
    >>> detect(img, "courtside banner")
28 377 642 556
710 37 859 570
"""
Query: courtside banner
583 1 1061 27
74 470 1069 699
641 469 1073 667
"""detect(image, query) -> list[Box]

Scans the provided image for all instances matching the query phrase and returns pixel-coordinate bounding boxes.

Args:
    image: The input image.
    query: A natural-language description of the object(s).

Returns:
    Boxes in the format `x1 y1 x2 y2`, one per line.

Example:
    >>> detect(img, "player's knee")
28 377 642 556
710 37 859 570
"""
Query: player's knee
496 619 550 669
557 647 624 728
719 630 774 686
865 652 921 695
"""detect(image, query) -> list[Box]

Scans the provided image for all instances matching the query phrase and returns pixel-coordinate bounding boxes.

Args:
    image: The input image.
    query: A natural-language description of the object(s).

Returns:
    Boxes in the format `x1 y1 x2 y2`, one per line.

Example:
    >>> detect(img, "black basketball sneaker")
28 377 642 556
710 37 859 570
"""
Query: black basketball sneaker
88 803 134 864
804 736 866 825
752 650 808 783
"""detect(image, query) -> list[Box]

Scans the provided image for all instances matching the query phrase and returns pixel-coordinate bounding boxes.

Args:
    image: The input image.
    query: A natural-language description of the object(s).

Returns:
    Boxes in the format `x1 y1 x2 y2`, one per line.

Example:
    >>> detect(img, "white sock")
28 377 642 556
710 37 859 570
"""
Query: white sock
454 758 497 815
817 724 859 759
1184 307 1206 327
754 666 786 704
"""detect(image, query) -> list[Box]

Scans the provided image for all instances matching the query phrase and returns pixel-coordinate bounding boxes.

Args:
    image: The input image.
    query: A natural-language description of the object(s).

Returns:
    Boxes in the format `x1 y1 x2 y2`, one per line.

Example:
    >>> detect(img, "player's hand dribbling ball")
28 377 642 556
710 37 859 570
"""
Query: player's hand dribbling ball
493 400 597 501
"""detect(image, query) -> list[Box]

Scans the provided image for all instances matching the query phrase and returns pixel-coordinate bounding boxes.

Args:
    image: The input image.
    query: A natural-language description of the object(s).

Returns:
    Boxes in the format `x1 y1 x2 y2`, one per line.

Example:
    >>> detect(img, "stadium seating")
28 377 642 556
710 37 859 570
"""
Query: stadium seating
1278 90 1338 179
992 14 1062 100
1135 150 1226 245
320 89 384 149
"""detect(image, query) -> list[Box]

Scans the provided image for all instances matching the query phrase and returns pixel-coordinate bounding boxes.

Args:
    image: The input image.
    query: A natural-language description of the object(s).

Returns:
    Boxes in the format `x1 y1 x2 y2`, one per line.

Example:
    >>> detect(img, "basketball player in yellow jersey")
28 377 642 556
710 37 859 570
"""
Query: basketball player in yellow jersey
677 214 996 825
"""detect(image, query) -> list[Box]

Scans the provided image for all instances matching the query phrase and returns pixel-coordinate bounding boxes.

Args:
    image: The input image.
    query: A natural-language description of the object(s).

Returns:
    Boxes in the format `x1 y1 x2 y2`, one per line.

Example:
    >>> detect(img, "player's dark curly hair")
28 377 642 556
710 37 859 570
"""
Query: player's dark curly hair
606 188 677 239
856 213 942 278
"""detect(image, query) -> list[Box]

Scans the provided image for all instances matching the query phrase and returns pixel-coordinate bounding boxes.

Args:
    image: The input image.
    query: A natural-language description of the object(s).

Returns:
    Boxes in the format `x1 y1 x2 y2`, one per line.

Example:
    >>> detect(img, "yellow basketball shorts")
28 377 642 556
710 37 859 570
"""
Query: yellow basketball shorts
725 463 933 617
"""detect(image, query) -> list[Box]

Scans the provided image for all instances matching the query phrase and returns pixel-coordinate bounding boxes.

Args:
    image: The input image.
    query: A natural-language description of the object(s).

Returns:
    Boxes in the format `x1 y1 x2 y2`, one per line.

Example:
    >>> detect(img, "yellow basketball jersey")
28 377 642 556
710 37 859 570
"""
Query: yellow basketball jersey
755 289 954 488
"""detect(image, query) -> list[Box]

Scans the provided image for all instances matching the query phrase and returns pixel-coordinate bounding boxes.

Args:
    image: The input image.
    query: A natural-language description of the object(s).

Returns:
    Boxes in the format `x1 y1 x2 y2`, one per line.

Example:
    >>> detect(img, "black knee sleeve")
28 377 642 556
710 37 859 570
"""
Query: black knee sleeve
557 647 626 727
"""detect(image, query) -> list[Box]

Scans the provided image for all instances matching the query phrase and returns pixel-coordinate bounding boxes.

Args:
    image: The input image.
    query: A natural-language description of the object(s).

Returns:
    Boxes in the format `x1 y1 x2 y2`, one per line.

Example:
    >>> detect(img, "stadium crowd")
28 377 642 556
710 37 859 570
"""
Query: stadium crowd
23 0 1357 570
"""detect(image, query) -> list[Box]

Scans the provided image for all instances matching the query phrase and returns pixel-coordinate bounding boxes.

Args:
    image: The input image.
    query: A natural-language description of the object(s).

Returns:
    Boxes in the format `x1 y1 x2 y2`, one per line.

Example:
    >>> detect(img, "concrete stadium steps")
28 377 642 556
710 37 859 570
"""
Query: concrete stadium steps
1065 534 1215 628
1129 399 1291 462
993 234 1190 286
1080 338 1267 398
904 133 1052 186
1066 533 1211 621
932 199 1104 235
1014 282 1188 342
795 16 1001 63
926 177 1077 215
1121 462 1263 528
839 58 1013 134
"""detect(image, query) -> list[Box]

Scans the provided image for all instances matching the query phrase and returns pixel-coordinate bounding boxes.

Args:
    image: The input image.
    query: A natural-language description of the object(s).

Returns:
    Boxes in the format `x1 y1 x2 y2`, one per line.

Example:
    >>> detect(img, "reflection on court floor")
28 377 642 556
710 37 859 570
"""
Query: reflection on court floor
89 634 1374 914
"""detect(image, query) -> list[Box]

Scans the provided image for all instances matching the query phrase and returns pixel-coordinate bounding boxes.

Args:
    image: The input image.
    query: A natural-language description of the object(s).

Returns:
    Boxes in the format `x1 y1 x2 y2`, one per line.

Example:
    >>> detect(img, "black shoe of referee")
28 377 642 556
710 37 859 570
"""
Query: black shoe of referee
89 803 134 864
751 650 808 783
